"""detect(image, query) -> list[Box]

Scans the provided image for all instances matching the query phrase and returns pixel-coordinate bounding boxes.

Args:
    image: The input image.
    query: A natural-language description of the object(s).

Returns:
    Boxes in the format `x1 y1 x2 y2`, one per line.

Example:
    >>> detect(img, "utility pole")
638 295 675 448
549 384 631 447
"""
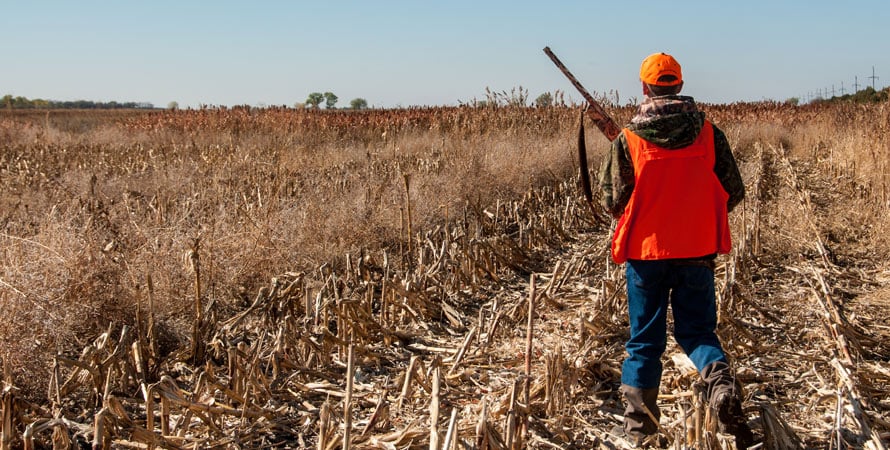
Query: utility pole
853 76 860 93
840 81 846 96
868 66 879 90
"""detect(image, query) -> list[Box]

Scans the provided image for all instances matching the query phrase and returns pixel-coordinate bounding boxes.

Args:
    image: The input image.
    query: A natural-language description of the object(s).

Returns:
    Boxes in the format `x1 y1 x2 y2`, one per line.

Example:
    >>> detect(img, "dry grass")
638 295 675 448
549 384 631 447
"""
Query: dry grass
0 102 888 449
0 107 582 395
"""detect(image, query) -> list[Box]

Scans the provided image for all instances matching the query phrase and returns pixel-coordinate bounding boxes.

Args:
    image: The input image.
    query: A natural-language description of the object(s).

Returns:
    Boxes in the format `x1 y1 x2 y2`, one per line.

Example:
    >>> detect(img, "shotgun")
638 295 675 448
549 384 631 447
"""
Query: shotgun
543 47 621 219
543 47 621 140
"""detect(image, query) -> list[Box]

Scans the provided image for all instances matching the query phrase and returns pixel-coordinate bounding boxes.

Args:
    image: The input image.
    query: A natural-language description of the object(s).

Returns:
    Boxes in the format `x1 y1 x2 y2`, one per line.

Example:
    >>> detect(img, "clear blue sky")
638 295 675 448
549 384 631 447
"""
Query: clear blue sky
3 1 888 108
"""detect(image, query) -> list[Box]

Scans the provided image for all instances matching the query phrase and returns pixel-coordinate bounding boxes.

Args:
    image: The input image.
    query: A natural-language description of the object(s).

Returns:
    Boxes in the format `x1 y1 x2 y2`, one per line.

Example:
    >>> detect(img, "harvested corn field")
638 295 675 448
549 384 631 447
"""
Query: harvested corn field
1 103 889 449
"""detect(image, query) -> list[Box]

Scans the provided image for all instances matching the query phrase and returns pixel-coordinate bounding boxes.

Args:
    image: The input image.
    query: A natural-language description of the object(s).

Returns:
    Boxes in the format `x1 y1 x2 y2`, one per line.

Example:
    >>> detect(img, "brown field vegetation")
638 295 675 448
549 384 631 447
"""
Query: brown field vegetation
0 102 888 448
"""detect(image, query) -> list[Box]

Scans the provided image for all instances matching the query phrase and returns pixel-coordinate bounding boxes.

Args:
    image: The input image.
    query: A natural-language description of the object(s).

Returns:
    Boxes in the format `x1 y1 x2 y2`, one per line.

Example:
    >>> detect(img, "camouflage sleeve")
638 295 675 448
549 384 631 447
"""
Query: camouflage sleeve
598 131 635 218
712 127 745 212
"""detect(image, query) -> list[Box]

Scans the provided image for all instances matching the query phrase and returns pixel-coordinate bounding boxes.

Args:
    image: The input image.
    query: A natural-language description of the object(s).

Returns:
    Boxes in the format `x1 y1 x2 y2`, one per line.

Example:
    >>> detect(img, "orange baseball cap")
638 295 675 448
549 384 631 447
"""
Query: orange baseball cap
640 52 683 86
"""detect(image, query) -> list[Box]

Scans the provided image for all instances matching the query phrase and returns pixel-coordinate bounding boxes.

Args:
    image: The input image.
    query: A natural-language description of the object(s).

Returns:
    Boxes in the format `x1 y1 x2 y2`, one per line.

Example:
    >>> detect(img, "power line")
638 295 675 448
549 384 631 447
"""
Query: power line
867 66 879 90
853 76 860 92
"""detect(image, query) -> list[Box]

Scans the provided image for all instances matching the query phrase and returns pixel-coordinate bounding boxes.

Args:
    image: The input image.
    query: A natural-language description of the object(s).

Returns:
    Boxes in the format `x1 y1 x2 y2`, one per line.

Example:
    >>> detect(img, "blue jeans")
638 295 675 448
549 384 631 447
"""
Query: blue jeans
621 259 727 389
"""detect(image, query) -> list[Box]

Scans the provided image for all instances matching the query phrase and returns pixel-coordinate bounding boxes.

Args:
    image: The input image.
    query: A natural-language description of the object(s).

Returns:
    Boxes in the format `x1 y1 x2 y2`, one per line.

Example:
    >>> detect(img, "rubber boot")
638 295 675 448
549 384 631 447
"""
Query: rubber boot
619 384 661 446
701 361 755 449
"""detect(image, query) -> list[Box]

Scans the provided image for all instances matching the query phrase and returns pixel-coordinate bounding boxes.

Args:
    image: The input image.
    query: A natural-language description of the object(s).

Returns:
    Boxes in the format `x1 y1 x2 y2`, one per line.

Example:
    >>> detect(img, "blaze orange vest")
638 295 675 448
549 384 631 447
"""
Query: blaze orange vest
611 121 731 263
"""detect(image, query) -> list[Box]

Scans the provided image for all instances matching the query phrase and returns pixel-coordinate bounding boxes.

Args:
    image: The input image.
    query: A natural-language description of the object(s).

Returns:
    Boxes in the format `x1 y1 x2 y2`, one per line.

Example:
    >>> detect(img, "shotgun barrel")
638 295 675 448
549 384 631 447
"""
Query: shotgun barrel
543 46 621 140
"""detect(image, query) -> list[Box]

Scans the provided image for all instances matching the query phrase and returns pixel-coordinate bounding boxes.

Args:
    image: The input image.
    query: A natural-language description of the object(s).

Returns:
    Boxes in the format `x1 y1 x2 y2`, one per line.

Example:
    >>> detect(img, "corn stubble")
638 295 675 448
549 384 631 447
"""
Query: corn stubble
0 102 888 448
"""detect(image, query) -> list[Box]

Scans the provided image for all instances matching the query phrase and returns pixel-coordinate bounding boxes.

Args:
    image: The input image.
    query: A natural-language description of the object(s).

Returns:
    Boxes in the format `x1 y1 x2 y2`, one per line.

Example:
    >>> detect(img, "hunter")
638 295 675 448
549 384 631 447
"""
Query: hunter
599 52 754 448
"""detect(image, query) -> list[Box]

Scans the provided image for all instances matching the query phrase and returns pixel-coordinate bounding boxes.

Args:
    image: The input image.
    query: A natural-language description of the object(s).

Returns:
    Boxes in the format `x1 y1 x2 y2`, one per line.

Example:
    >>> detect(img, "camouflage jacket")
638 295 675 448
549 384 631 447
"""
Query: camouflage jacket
598 95 745 218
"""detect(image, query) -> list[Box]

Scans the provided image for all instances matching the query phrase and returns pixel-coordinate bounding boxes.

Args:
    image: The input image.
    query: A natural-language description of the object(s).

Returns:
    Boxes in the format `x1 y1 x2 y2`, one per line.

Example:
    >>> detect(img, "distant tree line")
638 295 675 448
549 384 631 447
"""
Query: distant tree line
823 86 889 104
301 92 369 110
788 86 889 106
2 94 155 110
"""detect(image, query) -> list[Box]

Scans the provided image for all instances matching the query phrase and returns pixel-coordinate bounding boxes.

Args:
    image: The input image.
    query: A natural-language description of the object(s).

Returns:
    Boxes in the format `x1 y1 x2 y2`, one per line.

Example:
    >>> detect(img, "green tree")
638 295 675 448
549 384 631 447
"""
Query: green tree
305 92 325 108
535 92 553 107
349 98 368 110
12 95 31 109
323 92 338 109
